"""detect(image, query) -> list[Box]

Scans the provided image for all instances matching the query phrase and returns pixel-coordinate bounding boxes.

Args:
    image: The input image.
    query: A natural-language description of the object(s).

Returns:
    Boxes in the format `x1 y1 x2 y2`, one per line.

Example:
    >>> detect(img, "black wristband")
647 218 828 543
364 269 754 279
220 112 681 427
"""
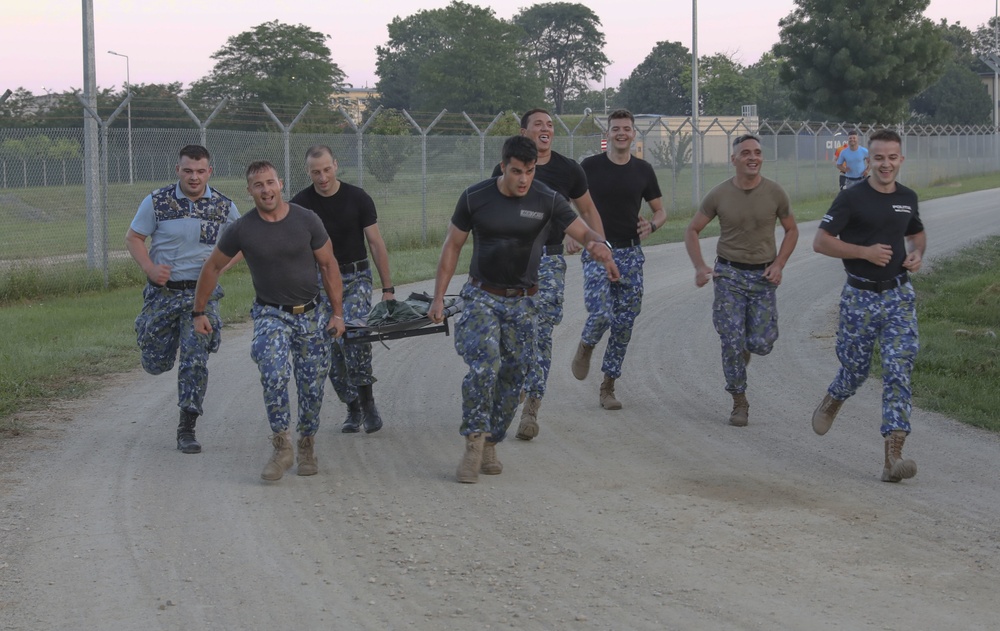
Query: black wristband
650 222 658 233
382 287 395 293
191 311 206 318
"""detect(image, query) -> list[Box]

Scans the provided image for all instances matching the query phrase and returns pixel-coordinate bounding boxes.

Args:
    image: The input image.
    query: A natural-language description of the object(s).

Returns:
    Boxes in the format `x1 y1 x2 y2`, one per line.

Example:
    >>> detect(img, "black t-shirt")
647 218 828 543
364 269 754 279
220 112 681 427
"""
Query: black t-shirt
217 203 329 305
452 178 578 288
290 182 377 265
581 153 662 242
491 151 588 246
819 179 924 281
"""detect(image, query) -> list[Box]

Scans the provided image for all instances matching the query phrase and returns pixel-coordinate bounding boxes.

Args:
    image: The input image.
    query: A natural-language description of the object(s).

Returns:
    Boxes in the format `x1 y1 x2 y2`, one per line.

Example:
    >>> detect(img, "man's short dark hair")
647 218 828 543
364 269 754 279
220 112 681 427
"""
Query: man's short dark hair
305 145 334 162
501 135 538 166
732 133 760 147
179 145 210 163
520 108 550 129
868 129 902 146
607 108 634 124
245 160 278 181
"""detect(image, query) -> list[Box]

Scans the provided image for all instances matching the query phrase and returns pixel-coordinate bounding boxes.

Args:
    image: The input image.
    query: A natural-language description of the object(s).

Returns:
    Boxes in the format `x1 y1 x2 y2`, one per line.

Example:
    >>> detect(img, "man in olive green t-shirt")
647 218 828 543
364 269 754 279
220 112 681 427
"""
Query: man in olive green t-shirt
684 134 799 427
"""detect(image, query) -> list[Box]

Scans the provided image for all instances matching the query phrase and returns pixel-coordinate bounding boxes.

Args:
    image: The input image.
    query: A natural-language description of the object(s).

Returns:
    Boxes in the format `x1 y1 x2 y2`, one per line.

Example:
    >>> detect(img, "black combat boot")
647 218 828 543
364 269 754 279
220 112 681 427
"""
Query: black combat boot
341 398 363 433
358 384 383 434
176 409 202 454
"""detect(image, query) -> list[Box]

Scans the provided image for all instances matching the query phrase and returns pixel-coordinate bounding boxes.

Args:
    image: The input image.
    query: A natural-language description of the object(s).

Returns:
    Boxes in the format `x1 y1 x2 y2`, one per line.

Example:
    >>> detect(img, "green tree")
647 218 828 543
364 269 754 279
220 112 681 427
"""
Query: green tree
374 2 544 113
188 21 346 106
512 2 610 114
364 109 413 204
742 53 806 121
911 62 992 125
699 53 754 115
0 88 37 125
974 17 1000 58
775 0 949 122
646 132 692 177
617 41 691 116
562 86 618 114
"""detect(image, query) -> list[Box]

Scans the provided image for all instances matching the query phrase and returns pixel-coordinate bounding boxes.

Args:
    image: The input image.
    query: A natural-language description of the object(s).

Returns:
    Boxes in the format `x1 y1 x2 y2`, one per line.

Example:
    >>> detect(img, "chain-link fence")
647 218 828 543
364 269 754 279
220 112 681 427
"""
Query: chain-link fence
2 102 998 296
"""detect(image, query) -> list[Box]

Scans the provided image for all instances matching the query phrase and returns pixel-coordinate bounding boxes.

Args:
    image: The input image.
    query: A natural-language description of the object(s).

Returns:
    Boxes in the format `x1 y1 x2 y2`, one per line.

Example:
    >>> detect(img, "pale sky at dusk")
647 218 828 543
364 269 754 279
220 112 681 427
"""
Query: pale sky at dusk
1 0 992 97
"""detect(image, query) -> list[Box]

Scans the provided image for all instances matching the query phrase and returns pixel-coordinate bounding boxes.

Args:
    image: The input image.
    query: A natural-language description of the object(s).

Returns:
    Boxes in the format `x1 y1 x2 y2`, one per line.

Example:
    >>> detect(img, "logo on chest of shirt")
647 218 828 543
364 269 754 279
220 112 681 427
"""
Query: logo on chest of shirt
520 209 545 220
892 205 912 214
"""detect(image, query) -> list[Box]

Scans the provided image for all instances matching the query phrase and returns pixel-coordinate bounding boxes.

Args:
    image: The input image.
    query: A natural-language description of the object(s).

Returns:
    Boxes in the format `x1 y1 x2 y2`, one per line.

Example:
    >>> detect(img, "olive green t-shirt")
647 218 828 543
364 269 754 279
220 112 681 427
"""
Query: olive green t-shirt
698 177 791 264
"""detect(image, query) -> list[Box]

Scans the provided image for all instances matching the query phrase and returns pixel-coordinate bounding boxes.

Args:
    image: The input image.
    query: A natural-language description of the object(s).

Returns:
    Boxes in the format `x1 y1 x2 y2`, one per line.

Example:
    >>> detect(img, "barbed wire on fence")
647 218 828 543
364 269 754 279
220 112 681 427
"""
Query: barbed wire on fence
2 98 999 292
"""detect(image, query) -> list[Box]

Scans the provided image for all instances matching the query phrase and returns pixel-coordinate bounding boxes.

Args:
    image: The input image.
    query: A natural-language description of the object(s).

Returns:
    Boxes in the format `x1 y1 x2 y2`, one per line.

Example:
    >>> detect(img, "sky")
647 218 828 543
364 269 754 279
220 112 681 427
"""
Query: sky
1 0 993 97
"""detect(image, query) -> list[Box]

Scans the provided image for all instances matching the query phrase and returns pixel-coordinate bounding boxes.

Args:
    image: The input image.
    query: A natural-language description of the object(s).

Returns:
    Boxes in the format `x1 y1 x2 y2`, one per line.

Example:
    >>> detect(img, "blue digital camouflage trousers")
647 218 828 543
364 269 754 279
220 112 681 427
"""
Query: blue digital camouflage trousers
523 253 566 399
322 269 374 404
135 283 223 415
712 261 779 394
249 301 332 437
581 246 645 379
827 279 919 436
454 283 536 442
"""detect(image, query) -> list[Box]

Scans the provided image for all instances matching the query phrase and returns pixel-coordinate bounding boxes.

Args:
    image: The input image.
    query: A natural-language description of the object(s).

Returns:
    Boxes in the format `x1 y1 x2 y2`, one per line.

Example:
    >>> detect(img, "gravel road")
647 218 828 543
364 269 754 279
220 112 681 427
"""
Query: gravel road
1 188 998 630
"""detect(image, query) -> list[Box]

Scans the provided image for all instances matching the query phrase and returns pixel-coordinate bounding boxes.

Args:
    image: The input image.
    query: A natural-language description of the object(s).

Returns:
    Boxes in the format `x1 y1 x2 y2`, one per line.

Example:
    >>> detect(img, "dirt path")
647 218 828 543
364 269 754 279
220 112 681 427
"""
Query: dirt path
2 190 999 630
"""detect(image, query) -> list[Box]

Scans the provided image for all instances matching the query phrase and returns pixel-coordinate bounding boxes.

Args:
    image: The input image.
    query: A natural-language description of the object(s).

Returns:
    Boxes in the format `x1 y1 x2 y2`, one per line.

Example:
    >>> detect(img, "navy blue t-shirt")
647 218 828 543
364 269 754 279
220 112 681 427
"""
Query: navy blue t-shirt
491 151 588 246
819 179 923 281
452 178 578 288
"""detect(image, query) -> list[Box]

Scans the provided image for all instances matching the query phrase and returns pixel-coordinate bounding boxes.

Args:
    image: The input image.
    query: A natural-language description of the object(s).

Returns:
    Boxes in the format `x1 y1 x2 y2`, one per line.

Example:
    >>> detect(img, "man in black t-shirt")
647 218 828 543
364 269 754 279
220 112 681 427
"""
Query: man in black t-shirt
811 129 926 484
291 146 395 435
194 161 346 482
429 136 619 484
573 109 665 411
492 108 606 442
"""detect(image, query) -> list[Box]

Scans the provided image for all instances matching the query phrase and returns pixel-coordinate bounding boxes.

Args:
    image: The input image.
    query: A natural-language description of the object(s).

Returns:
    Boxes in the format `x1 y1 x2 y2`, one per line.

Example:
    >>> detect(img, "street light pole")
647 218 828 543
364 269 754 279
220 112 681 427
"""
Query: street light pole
107 50 133 184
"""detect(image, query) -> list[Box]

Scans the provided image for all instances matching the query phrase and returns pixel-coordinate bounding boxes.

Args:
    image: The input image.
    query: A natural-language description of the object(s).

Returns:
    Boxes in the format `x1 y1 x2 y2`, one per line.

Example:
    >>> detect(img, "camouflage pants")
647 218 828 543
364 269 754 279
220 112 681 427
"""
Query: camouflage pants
135 283 223 415
581 247 645 379
322 269 374 404
712 262 779 394
522 253 566 399
249 301 332 436
454 283 535 442
828 280 919 436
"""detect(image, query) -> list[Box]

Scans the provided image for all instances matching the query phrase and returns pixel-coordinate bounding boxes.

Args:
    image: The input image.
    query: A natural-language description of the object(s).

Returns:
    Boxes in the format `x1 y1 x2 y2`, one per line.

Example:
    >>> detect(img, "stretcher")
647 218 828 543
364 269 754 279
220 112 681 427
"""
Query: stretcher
341 292 463 346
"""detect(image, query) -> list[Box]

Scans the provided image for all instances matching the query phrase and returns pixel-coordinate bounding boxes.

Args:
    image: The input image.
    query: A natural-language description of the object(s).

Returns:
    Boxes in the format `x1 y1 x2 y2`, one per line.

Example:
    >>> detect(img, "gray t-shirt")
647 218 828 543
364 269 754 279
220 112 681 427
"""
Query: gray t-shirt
218 203 329 305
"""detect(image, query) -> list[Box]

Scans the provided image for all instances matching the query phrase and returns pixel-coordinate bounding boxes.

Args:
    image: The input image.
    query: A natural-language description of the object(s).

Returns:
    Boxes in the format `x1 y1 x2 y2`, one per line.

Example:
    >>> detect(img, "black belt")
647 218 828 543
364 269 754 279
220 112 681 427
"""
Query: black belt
150 279 198 290
542 244 564 256
846 273 908 293
717 257 771 271
608 238 641 249
255 296 319 314
339 259 369 274
845 176 865 181
469 277 538 297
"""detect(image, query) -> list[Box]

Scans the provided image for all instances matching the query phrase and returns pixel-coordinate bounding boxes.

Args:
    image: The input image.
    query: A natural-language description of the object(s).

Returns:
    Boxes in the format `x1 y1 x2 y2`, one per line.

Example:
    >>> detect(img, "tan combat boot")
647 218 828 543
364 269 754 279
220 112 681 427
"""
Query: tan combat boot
456 433 486 484
812 393 843 435
572 341 595 380
729 392 749 427
481 440 503 475
261 430 294 481
296 434 318 476
515 397 542 440
600 375 622 410
881 430 917 483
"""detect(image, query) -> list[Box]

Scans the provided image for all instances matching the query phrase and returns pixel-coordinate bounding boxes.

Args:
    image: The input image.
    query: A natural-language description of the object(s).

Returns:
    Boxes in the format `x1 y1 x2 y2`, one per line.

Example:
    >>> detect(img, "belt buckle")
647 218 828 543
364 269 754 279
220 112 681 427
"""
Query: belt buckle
291 304 306 315
504 288 518 297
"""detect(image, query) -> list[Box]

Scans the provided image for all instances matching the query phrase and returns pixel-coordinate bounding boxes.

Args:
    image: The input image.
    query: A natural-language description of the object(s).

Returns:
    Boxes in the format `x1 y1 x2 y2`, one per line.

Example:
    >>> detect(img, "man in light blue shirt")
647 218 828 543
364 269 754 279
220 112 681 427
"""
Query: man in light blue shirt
836 130 869 189
125 145 240 454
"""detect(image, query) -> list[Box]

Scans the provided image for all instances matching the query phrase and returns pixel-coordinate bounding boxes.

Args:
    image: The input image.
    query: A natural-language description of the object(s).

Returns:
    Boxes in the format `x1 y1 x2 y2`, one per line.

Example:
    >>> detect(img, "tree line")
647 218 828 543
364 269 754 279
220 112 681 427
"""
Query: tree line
2 0 997 131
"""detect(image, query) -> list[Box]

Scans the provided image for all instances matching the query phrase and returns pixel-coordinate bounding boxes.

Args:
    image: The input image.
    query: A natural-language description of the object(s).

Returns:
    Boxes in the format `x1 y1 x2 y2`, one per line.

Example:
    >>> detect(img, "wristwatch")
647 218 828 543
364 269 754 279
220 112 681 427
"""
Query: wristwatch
382 287 395 293
191 311 206 318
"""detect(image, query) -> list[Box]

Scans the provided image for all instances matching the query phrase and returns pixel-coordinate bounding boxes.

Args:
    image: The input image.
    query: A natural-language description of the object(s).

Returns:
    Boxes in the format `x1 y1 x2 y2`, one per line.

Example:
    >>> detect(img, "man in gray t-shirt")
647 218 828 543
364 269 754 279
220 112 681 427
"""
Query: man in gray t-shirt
194 160 346 482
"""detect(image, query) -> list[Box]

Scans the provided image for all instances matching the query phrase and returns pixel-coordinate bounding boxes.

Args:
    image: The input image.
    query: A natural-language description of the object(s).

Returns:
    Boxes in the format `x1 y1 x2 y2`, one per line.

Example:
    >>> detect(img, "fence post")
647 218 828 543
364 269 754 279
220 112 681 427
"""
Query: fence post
461 111 503 179
76 91 131 287
0 89 11 104
337 105 382 188
262 102 310 194
402 109 447 245
177 97 228 148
